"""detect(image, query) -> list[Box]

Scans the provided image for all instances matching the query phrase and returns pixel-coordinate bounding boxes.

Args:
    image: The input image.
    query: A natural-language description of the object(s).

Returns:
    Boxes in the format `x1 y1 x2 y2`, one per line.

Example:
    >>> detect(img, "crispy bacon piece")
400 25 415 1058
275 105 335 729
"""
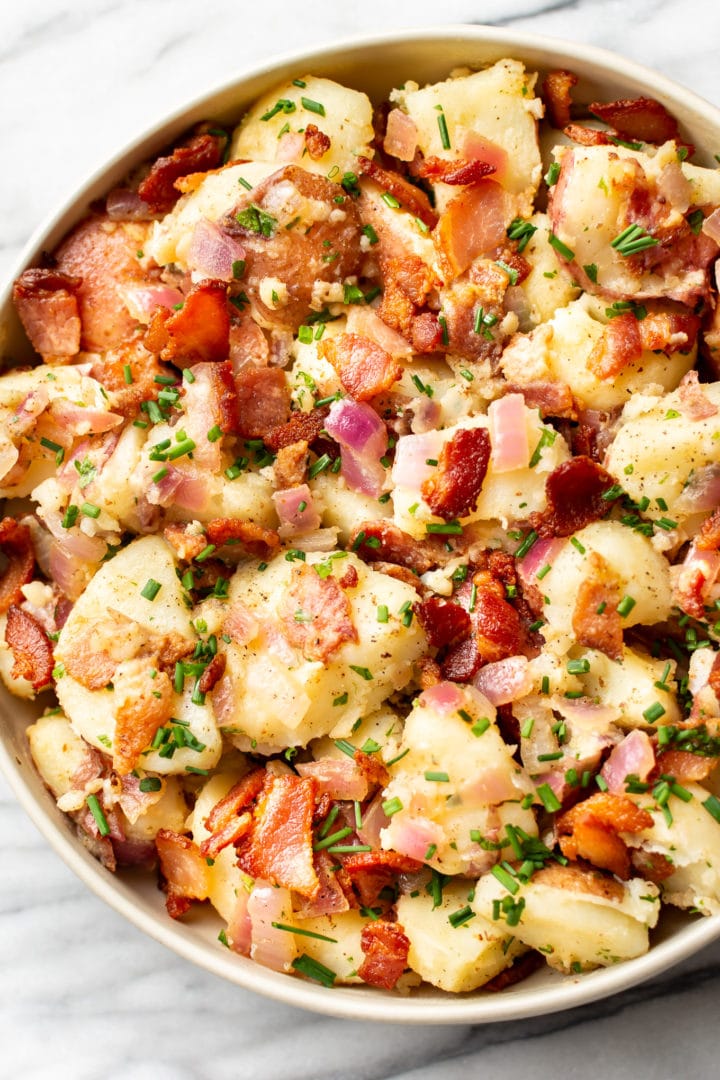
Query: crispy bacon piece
484 951 545 992
237 773 319 898
342 849 422 907
264 407 327 453
587 313 642 379
12 268 82 359
535 456 617 538
89 341 169 417
5 606 53 690
234 366 291 438
273 440 309 489
562 124 611 146
294 850 351 919
379 254 436 339
653 749 719 783
354 749 389 792
678 369 717 420
468 575 525 665
199 767 265 860
418 656 442 688
198 652 226 694
543 69 578 129
357 156 437 228
422 426 491 521
63 647 116 691
304 123 331 160
572 551 624 661
154 281 230 366
349 521 439 574
416 156 496 186
410 312 443 353
205 518 280 560
435 181 507 279
162 523 206 561
113 668 174 775
138 132 225 214
156 828 211 918
557 792 653 879
589 96 684 147
320 333 401 401
280 562 357 662
339 565 359 590
0 518 35 614
415 596 471 649
358 921 410 990
642 311 701 354
696 507 720 551
506 381 576 419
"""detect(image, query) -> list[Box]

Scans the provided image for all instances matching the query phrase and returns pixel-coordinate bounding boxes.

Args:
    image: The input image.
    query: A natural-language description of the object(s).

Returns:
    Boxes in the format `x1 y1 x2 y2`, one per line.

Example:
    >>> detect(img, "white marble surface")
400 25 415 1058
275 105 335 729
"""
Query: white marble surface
3 1 720 1076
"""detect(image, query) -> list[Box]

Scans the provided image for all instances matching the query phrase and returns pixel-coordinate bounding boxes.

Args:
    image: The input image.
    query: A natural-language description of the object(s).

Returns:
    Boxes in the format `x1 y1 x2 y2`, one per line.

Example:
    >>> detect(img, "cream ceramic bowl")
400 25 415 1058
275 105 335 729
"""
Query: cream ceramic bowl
2 25 720 1024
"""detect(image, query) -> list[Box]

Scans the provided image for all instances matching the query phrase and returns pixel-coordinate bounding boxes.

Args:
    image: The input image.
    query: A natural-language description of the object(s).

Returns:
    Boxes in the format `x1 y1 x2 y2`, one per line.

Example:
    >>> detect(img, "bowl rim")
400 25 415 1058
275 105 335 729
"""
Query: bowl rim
3 22 720 1024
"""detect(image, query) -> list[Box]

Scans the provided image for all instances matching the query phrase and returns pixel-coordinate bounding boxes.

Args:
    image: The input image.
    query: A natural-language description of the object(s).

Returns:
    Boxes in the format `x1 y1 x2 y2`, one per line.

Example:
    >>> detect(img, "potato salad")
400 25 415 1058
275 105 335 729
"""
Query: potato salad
6 59 720 995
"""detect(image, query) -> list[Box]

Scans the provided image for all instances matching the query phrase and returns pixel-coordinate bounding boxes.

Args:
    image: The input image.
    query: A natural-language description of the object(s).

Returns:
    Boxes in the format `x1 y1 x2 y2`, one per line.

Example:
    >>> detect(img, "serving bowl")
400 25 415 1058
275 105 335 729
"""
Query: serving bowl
3 24 720 1024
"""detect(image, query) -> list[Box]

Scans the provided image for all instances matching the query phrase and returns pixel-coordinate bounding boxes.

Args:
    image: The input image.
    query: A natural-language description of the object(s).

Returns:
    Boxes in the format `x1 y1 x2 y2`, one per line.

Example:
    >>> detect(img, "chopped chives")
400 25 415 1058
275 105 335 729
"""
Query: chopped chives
536 783 561 812
272 922 338 943
291 954 336 987
80 502 101 518
86 794 110 836
141 578 162 601
548 232 575 260
424 771 450 782
702 794 720 823
349 665 373 680
491 864 519 895
382 796 403 816
301 96 325 116
567 659 590 674
139 777 162 793
515 530 538 560
326 844 372 854
314 826 353 851
195 544 216 562
61 504 79 529
472 718 491 737
643 702 666 723
436 107 451 150
376 604 389 623
448 905 475 928
334 739 356 757
381 192 401 209
616 595 636 618
207 424 223 443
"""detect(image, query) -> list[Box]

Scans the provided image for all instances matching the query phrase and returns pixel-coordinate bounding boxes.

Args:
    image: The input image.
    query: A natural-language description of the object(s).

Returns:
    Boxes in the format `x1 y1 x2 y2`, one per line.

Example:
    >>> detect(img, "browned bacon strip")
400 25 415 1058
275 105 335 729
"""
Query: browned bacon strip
535 456 618 538
357 156 437 228
0 519 35 615
280 562 357 662
237 773 319 899
138 132 225 214
589 96 685 147
12 268 82 359
234 366 291 438
320 333 401 401
572 551 624 661
205 518 280 560
543 69 578 129
422 427 491 521
156 281 230 366
156 828 211 918
415 596 471 649
416 156 496 186
358 921 410 990
304 124 331 160
5 606 53 690
557 792 653 879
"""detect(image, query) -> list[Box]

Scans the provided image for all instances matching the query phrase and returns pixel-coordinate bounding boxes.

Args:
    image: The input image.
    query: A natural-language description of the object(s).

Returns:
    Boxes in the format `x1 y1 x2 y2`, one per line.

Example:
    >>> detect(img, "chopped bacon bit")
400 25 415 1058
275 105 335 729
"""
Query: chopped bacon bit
422 426 491 521
357 156 437 228
234 366 291 438
0 518 35 614
416 156 496 186
696 507 720 551
264 407 327 453
653 749 719 783
505 381 576 419
535 861 626 901
89 342 169 418
113 668 174 775
63 646 116 691
484 951 545 992
294 850 351 919
630 848 676 883
435 180 508 279
358 920 410 990
203 767 266 835
543 69 578 129
415 596 471 649
441 635 482 682
535 456 618 538
589 96 684 147
5 606 53 690
198 652 226 694
354 749 389 792
157 281 230 366
587 313 642 379
342 849 422 907
466 574 525 666
280 562 357 662
320 333 401 401
418 656 442 688
237 773 319 898
349 520 438 573
304 123 331 160
12 268 82 359
138 132 225 214
339 565 358 590
163 523 206 561
205 518 280 560
572 551 624 661
379 254 436 339
558 792 653 879
273 440 309 489
410 312 443 353
370 561 424 592
156 828 211 918
678 369 717 420
562 123 612 146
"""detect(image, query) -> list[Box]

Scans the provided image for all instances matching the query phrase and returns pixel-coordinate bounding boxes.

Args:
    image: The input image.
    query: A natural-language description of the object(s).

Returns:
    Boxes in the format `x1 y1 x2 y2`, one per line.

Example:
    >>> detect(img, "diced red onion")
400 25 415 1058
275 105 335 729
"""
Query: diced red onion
7 387 50 437
273 484 321 538
247 883 297 971
227 888 253 955
293 851 350 919
391 431 445 489
295 757 369 801
657 162 692 213
385 815 444 862
461 131 509 181
702 207 720 245
121 284 185 323
275 132 305 163
105 187 157 221
419 680 465 716
49 400 124 436
408 396 442 434
488 394 529 472
187 219 247 282
601 729 655 794
148 466 208 512
473 655 532 706
383 109 418 162
675 464 720 513
325 398 388 497
357 792 390 848
517 536 567 585
0 441 19 484
460 766 521 805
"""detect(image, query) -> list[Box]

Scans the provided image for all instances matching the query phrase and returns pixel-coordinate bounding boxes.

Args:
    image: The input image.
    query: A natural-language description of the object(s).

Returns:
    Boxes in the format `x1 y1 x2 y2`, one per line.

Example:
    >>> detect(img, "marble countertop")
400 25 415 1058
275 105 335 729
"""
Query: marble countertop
3 1 720 1076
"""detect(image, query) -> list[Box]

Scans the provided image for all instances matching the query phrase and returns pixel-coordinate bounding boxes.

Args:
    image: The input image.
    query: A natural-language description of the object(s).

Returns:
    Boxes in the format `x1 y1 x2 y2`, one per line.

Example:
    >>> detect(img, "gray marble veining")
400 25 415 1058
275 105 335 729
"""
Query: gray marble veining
2 1 720 1076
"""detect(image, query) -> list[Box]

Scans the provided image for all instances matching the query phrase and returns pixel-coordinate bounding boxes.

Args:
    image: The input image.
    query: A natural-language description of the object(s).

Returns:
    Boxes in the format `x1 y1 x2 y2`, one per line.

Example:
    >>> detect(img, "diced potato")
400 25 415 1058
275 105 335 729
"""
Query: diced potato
473 867 660 972
219 550 426 751
392 410 570 539
380 684 535 876
578 646 682 729
500 293 695 411
627 784 720 915
605 382 720 521
397 881 524 992
542 521 672 638
514 212 580 328
27 713 92 798
122 778 188 840
395 60 542 213
291 909 372 984
231 76 375 179
148 161 278 268
310 471 392 543
311 705 404 766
